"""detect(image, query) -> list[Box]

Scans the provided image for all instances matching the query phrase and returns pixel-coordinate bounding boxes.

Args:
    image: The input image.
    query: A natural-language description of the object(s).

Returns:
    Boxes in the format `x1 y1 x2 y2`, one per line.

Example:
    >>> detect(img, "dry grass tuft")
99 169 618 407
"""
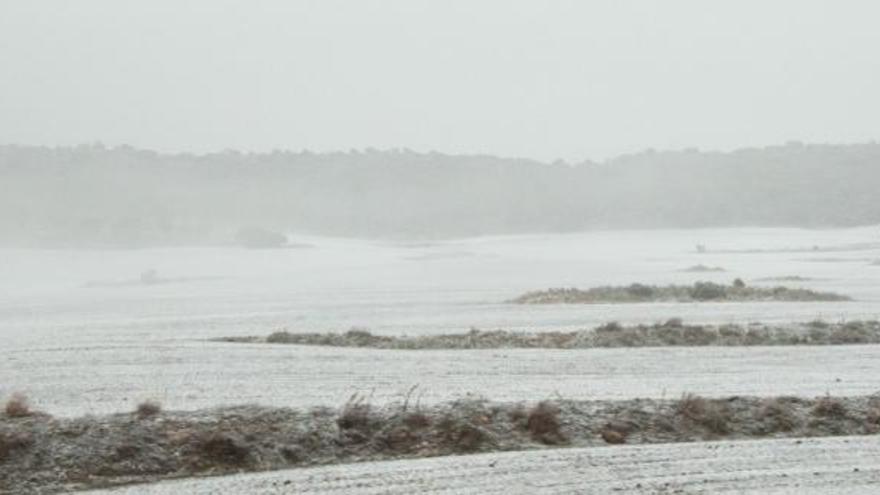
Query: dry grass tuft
336 393 378 445
675 393 731 435
136 400 162 419
337 394 373 432
4 393 32 418
509 404 528 423
865 408 880 432
757 398 800 432
439 420 491 452
403 411 431 429
812 396 848 418
0 431 34 461
600 425 627 444
196 433 251 466
526 401 566 444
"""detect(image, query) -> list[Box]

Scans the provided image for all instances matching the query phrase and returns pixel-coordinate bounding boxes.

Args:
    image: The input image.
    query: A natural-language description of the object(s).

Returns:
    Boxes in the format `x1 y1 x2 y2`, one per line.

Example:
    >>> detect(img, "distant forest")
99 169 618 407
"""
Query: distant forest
2 142 879 247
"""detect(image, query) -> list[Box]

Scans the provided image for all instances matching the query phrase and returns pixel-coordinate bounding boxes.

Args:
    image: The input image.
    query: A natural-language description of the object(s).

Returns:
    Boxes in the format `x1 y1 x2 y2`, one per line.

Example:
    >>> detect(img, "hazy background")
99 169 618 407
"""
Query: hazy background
2 0 879 162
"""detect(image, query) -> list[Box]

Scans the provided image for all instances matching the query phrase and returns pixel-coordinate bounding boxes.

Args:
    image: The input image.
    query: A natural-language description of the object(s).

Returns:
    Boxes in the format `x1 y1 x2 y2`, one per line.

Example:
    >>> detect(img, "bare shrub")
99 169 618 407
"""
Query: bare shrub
336 394 377 445
596 321 623 333
812 396 848 418
344 327 377 346
4 393 32 418
690 282 727 301
664 317 684 328
196 433 251 466
830 322 872 344
757 399 800 432
435 400 495 453
266 331 294 343
526 401 565 444
136 400 161 419
113 444 140 461
337 394 373 431
600 426 627 444
675 393 731 434
403 411 431 429
676 393 706 419
0 431 34 461
379 425 421 453
865 408 880 432
600 419 638 444
509 404 528 424
681 326 715 345
437 419 492 453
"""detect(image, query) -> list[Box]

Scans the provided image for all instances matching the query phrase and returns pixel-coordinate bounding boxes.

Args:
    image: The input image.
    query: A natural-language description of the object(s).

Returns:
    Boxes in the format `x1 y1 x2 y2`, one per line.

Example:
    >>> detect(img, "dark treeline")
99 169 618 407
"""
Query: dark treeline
2 142 879 247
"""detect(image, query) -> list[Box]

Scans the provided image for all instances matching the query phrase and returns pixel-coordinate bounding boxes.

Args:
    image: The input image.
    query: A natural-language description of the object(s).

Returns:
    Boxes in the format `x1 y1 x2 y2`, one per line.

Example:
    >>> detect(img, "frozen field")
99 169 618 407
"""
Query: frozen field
86 435 880 494
3 226 880 416
4 226 880 493
6 342 880 417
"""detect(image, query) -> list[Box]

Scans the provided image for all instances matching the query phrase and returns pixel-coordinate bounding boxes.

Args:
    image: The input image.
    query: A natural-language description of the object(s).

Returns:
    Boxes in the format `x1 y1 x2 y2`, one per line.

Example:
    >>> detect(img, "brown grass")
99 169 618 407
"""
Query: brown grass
4 393 32 418
757 398 800 432
196 433 251 467
403 411 431 429
0 431 34 461
439 420 491 452
600 427 627 444
136 400 162 419
865 408 880 432
675 394 731 435
337 394 373 432
812 396 848 418
526 401 566 444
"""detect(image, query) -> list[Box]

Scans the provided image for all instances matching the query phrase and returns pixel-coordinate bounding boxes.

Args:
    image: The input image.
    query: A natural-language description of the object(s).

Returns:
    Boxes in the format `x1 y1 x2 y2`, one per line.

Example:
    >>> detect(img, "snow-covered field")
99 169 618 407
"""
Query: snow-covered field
3 227 880 415
3 227 880 492
6 342 880 417
86 435 880 494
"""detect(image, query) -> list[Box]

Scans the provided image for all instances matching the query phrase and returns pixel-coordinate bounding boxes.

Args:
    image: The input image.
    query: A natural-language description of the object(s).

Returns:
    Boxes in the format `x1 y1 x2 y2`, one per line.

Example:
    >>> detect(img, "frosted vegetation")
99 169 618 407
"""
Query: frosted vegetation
3 392 879 494
220 320 880 349
511 281 850 304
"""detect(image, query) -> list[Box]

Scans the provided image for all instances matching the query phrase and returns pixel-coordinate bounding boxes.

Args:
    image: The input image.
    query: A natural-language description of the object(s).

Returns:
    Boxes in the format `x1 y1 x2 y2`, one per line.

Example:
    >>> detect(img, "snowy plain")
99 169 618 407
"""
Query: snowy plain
3 226 880 416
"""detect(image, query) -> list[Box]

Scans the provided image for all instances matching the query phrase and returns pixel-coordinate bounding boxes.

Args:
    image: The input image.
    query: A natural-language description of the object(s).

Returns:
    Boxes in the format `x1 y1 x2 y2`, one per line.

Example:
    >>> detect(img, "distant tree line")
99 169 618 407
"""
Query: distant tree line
1 142 879 247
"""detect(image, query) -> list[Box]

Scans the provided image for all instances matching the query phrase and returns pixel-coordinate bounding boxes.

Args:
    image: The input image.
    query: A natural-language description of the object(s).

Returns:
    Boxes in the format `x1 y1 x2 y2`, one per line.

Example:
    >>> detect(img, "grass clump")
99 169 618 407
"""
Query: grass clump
4 393 33 418
195 433 251 467
3 394 880 493
812 396 848 418
525 401 566 445
675 394 731 435
336 393 378 444
680 264 725 273
756 398 801 433
0 431 34 461
135 401 162 419
223 319 880 350
511 280 850 304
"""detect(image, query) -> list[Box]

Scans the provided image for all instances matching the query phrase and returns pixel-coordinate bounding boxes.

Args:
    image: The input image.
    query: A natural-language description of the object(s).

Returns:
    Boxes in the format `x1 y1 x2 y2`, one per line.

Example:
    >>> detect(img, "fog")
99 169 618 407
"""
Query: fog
2 1 880 161
4 2 880 493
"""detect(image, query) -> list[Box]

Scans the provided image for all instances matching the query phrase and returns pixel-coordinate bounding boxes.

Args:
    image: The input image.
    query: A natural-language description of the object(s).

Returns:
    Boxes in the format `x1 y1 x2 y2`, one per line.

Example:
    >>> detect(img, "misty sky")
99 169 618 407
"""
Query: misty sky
1 0 879 161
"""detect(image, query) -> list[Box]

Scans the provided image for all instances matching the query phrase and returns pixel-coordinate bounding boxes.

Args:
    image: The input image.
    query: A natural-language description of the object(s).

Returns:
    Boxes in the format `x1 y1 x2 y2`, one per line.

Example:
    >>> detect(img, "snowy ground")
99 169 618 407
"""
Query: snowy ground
85 435 880 494
3 227 880 492
5 342 880 417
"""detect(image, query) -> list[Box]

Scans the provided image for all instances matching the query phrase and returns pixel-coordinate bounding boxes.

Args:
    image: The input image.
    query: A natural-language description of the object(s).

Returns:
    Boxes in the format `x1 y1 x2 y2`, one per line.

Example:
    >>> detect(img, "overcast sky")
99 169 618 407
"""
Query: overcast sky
1 0 878 161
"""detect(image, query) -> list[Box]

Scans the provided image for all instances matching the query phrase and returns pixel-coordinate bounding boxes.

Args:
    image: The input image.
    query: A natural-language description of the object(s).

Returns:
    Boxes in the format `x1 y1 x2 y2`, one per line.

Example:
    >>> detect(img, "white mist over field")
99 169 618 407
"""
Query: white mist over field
4 1 880 492
3 227 880 346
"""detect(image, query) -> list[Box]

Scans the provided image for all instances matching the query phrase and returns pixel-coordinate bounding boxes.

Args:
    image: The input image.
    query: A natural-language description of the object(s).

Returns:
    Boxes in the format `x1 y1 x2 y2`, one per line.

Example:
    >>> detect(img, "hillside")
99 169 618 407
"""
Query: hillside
2 142 879 246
